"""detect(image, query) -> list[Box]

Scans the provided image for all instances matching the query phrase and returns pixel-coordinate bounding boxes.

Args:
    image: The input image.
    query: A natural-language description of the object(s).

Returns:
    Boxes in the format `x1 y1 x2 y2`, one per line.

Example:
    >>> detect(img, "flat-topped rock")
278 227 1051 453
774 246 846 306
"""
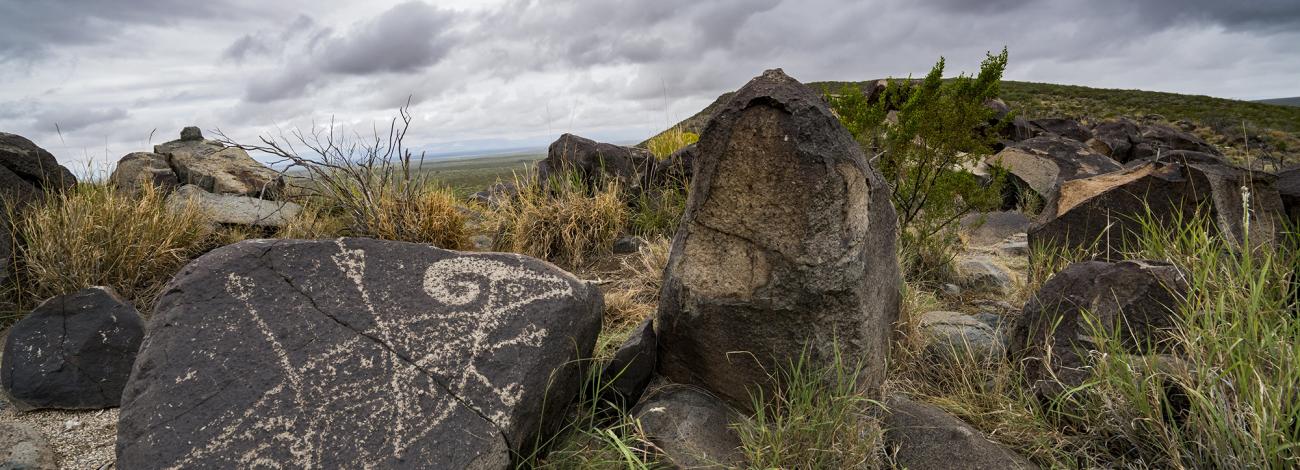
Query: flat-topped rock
153 128 283 198
116 238 603 468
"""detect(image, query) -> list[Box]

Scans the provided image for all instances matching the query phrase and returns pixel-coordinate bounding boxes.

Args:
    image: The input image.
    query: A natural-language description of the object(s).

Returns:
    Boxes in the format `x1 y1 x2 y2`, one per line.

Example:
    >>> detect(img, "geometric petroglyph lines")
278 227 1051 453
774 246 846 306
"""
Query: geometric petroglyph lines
416 256 575 428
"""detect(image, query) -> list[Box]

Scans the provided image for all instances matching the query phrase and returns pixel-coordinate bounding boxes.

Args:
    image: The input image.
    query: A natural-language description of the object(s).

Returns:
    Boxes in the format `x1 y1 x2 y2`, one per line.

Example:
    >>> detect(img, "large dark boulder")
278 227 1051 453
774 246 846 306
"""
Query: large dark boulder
1028 118 1092 143
1030 161 1286 259
541 133 655 191
1 287 144 411
632 383 746 469
990 135 1123 203
656 69 900 411
153 127 284 199
1140 123 1221 157
1086 119 1222 163
1008 260 1189 398
1086 118 1142 162
1276 168 1299 223
0 133 77 288
883 395 1037 469
116 238 603 468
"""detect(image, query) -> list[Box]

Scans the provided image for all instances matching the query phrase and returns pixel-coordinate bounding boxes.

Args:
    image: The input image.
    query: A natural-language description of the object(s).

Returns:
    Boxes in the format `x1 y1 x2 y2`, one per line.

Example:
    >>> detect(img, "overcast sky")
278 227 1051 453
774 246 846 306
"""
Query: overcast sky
3 0 1299 173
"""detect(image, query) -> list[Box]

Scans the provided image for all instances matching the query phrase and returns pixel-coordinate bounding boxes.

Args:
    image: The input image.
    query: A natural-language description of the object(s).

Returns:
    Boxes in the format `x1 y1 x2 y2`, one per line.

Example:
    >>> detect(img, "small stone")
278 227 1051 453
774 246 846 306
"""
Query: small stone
633 383 747 469
471 235 493 251
612 235 648 254
884 395 1038 469
63 420 82 431
180 126 203 141
0 422 57 470
956 257 1016 294
919 311 1005 363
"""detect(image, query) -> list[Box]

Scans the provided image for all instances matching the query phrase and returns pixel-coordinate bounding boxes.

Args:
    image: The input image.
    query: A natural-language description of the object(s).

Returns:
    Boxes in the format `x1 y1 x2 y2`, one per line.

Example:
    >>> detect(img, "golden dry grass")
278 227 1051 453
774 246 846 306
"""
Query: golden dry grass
485 173 627 269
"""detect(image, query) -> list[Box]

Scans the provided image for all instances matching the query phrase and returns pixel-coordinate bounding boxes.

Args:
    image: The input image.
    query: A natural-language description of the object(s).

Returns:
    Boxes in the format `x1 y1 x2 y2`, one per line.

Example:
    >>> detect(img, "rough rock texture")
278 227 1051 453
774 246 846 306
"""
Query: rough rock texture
884 395 1037 470
1008 260 1189 398
990 135 1123 202
656 69 900 411
1030 161 1286 258
0 132 77 194
955 256 1016 295
108 152 179 196
1275 168 1299 223
612 235 649 255
1140 123 1222 157
1086 119 1222 163
648 143 697 186
1 287 144 411
1087 118 1142 161
541 133 654 191
598 319 656 409
919 311 1005 363
116 238 603 468
1028 118 1092 143
960 211 1031 247
0 422 57 470
166 184 302 227
153 128 283 198
633 383 746 469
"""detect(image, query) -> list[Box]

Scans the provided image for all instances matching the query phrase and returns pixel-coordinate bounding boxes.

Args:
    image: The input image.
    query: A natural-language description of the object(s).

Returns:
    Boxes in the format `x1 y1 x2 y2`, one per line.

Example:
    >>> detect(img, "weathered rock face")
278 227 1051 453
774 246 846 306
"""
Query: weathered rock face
955 256 1016 295
883 395 1038 470
153 128 283 198
1030 161 1286 258
108 152 178 196
1 287 144 411
918 311 1005 363
116 238 602 468
166 184 302 227
598 319 656 409
0 132 77 195
632 384 746 469
1086 118 1142 161
541 133 654 191
1 422 57 470
990 135 1123 203
1086 119 1222 163
960 211 1031 247
1273 168 1299 222
648 142 696 187
656 69 900 411
1008 260 1189 398
1028 118 1092 143
1140 123 1221 157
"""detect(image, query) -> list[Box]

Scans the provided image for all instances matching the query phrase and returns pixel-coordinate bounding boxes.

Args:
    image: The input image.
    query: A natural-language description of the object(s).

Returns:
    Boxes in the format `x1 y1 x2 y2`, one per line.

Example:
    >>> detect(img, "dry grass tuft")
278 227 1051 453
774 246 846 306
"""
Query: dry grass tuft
8 183 213 317
646 127 698 160
485 172 627 269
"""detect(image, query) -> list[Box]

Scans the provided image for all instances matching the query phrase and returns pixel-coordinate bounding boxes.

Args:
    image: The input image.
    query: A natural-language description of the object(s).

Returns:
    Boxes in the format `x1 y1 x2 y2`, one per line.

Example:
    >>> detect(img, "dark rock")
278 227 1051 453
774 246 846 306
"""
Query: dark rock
1086 118 1142 162
884 395 1037 470
0 132 77 193
1278 168 1300 222
1140 149 1227 167
116 238 603 468
960 211 1031 247
0 422 57 470
1140 123 1221 157
633 383 746 469
612 235 649 255
646 143 696 187
154 129 284 199
656 69 900 411
1030 161 1287 259
982 99 1032 143
1028 118 1092 143
1008 260 1189 398
542 133 654 191
1 286 144 411
109 152 179 196
180 126 203 141
990 135 1122 203
598 319 656 408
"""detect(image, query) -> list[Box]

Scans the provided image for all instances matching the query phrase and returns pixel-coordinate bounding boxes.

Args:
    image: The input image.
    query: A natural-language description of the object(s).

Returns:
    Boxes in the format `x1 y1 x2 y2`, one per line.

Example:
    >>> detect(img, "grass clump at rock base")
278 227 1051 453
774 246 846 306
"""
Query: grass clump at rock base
485 171 627 270
4 184 213 323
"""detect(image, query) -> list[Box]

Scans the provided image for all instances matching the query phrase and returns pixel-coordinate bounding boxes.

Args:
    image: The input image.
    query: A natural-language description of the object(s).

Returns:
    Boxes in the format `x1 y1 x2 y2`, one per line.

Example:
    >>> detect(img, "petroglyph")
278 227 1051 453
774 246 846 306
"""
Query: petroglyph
122 239 593 468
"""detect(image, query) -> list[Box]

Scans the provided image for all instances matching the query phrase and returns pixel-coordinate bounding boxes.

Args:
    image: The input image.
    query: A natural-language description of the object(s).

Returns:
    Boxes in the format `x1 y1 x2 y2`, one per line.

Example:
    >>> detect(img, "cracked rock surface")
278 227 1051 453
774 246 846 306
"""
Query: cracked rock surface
116 238 603 468
1 286 144 411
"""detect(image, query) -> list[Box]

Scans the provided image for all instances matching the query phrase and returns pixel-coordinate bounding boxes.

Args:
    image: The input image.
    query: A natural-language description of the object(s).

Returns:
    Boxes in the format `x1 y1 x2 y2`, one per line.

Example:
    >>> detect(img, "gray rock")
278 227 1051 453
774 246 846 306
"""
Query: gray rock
471 234 494 251
1030 161 1286 259
0 422 57 470
154 129 283 198
612 235 648 254
884 395 1037 470
598 319 656 408
996 233 1030 257
633 383 746 469
116 238 603 468
1 286 144 411
166 184 302 227
108 152 179 196
180 126 203 141
919 311 1005 363
656 69 901 411
989 135 1123 203
1008 260 1189 399
1028 118 1092 143
955 256 1015 294
960 211 1031 247
1086 118 1141 161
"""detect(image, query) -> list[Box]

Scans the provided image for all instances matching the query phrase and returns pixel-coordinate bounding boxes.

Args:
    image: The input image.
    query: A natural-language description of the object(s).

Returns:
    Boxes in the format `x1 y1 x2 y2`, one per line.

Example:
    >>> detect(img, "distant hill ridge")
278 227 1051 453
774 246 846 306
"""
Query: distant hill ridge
643 79 1300 164
1255 97 1300 107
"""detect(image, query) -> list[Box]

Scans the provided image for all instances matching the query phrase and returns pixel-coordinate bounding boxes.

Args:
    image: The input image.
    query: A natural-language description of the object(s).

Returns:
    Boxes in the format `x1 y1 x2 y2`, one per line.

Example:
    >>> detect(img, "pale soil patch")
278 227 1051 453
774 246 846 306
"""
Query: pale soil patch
1 407 117 469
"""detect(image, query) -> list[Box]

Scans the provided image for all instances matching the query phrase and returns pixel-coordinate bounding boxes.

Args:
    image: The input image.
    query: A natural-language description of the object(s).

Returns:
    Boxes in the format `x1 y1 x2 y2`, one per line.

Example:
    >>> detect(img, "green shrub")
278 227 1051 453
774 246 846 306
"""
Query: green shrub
828 50 1008 280
646 127 698 159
